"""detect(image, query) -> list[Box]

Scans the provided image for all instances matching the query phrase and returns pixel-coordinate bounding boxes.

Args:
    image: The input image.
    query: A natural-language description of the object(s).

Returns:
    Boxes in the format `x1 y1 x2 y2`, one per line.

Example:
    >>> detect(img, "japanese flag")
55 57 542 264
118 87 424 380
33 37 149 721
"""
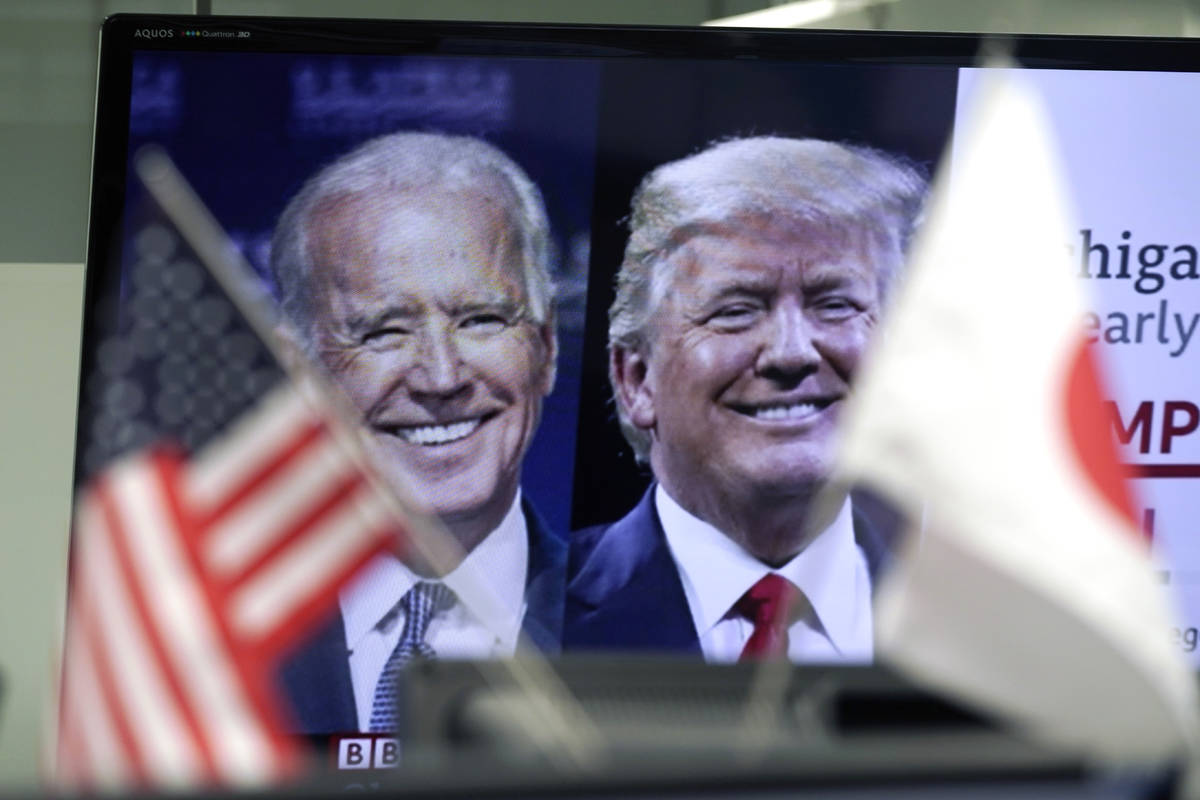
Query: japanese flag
836 67 1198 762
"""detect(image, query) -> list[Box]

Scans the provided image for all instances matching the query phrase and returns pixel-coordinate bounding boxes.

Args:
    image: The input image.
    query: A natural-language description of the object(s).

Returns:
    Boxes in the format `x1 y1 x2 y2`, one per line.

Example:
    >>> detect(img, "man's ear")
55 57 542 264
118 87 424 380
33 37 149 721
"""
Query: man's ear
537 311 558 397
610 345 655 430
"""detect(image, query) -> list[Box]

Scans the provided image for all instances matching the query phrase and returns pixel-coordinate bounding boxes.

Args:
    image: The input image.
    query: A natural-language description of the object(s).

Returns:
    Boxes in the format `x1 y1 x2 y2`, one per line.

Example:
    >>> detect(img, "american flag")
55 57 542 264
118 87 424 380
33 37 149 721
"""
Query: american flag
56 155 407 789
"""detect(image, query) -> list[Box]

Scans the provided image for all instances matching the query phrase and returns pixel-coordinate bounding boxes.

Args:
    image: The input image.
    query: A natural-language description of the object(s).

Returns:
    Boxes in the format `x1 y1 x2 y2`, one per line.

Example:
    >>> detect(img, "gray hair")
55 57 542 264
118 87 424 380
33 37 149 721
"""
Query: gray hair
609 136 927 461
269 132 554 339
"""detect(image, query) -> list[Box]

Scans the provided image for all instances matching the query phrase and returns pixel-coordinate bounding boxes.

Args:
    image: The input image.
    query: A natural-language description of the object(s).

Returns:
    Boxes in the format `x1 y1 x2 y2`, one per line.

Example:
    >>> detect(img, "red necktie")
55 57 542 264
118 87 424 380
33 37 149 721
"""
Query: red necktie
735 573 800 661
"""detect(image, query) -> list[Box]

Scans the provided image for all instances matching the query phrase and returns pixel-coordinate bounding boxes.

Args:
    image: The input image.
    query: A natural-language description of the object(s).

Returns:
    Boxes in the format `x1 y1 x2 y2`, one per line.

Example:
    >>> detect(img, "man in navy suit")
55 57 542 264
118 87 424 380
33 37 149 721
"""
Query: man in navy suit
268 132 565 734
566 137 925 663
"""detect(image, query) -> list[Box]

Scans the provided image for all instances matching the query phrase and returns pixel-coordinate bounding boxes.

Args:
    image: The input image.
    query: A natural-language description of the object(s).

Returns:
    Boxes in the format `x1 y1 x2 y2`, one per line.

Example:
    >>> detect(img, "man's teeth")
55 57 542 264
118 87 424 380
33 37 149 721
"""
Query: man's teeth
398 418 481 445
753 403 819 421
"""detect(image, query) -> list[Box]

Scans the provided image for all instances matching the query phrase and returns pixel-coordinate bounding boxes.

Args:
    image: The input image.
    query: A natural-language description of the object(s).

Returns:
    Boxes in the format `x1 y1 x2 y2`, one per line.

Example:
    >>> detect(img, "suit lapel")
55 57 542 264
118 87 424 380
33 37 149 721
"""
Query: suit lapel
566 488 700 653
849 486 901 588
276 610 358 734
520 498 566 653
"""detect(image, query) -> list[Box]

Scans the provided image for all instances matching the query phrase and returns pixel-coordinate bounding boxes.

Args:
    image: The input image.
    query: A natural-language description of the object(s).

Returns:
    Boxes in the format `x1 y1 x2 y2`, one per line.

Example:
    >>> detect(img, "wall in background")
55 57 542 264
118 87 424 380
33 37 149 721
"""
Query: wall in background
0 263 84 786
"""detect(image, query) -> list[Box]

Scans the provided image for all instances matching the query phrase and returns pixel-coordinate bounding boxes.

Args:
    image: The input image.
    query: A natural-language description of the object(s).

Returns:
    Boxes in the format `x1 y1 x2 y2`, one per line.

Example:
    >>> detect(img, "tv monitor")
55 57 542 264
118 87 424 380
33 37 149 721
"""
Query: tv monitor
77 13 1200 771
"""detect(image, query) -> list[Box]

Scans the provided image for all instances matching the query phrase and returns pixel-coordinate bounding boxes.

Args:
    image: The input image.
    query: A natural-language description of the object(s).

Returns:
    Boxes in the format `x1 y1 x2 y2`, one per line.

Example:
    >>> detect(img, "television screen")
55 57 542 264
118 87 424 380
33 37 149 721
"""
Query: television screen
76 14 1200 768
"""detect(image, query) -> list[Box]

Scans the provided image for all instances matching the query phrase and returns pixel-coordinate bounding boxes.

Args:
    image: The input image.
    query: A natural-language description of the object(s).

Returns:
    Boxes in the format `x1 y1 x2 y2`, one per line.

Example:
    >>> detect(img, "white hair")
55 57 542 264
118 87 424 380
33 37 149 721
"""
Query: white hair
269 132 554 338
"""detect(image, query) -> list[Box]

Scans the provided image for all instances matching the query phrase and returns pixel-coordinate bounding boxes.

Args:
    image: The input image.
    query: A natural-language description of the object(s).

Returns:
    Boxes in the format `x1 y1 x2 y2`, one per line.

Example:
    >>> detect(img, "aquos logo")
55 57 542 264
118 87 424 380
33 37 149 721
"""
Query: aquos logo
133 28 174 39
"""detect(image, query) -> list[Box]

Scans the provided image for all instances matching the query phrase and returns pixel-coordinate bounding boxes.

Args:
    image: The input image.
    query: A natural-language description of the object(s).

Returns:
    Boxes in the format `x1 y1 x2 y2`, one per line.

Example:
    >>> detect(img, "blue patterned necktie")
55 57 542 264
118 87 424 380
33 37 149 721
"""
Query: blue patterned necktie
368 581 456 733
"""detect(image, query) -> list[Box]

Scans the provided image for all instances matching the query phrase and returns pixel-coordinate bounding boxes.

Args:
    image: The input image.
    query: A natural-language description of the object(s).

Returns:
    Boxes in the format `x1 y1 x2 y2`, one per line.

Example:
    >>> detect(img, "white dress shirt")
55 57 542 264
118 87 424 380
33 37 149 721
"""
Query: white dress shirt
339 492 529 731
656 485 873 664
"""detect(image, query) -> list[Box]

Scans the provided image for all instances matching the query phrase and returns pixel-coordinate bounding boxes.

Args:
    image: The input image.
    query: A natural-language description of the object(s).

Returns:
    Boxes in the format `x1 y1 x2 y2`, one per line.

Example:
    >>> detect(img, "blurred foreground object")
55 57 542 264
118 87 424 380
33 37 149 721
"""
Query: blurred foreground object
835 67 1198 762
388 658 1174 798
54 151 418 790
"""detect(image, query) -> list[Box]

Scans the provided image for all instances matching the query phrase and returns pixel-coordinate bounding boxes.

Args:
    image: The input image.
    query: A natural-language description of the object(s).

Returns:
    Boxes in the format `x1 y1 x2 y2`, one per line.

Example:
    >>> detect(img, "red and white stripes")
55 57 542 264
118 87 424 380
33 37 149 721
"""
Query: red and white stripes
57 383 403 788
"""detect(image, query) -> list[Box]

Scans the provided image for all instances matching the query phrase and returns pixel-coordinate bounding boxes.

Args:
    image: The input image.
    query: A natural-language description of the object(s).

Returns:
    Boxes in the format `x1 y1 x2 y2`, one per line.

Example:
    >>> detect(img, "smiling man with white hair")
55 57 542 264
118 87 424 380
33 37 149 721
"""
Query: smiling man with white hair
566 136 925 663
270 131 564 735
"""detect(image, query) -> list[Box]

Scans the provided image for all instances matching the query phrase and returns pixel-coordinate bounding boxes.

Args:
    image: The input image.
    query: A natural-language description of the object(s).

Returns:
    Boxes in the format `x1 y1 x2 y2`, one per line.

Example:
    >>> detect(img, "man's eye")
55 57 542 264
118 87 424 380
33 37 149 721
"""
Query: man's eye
361 326 408 345
708 304 760 327
460 313 509 333
811 297 859 320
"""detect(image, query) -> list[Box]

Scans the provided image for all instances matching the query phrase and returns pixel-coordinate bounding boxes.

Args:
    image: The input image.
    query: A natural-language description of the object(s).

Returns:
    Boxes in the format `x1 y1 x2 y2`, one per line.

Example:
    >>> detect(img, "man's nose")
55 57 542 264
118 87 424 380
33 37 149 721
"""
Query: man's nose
407 324 469 396
754 303 821 377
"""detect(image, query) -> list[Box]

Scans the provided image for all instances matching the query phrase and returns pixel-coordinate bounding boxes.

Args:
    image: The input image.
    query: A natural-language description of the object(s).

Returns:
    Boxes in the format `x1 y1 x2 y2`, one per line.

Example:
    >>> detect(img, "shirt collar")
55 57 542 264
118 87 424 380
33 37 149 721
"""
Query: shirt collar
656 485 865 655
339 491 529 651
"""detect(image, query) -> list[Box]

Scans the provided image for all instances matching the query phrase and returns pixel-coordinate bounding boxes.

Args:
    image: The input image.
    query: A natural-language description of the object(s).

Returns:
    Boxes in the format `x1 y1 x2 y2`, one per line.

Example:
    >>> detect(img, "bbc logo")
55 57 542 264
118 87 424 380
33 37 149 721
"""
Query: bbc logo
335 736 400 769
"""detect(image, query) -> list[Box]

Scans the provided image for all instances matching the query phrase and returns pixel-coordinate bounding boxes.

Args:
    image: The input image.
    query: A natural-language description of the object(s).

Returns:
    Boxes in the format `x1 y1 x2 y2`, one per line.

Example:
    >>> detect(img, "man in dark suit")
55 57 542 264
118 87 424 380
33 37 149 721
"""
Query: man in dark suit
267 132 565 734
566 137 925 663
